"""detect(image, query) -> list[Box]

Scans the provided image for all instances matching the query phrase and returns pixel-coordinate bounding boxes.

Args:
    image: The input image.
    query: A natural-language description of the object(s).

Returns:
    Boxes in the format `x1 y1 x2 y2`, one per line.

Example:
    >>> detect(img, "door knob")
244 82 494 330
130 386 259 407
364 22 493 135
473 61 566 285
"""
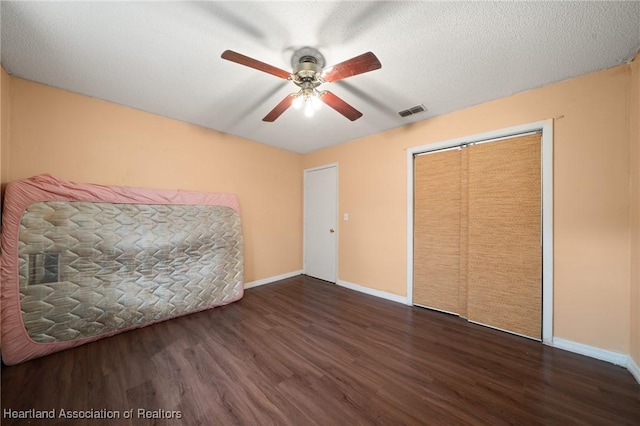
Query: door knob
329 228 335 233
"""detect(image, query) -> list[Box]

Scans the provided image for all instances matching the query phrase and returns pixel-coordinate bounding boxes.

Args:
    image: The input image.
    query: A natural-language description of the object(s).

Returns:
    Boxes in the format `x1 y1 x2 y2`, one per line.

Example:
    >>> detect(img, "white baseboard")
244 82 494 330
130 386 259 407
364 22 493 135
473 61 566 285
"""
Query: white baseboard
337 279 408 305
244 270 303 289
627 355 640 384
551 337 628 366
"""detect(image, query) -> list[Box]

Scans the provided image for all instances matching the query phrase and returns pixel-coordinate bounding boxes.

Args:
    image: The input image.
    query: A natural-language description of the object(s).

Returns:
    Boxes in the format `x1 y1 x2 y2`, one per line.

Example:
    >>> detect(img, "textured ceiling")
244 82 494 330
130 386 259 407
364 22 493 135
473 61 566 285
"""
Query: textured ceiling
1 1 639 154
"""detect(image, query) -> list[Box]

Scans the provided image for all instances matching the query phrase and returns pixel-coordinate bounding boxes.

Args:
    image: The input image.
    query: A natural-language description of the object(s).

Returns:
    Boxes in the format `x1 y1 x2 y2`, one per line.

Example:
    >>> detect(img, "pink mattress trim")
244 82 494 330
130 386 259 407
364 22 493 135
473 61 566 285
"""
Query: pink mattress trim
1 174 242 365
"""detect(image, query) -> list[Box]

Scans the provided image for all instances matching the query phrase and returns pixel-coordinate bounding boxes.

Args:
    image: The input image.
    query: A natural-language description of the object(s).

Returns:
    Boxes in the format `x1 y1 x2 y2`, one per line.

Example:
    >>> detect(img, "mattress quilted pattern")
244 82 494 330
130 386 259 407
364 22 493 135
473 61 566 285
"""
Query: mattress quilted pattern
18 201 243 343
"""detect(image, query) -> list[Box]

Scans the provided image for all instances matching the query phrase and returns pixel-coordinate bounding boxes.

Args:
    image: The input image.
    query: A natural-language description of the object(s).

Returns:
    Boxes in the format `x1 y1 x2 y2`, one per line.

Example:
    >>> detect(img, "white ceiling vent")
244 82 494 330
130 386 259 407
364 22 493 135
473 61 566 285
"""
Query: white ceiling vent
398 104 426 118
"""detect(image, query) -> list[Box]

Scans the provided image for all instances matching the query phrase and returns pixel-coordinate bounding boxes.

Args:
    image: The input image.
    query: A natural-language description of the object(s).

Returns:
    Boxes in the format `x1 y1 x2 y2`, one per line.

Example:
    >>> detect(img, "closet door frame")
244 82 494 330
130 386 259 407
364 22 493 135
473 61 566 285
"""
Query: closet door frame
406 120 554 344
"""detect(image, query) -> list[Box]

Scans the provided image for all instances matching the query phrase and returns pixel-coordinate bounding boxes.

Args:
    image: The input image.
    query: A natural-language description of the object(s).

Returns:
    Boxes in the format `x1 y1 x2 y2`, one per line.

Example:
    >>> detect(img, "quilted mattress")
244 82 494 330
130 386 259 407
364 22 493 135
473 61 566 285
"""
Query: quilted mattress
1 174 243 365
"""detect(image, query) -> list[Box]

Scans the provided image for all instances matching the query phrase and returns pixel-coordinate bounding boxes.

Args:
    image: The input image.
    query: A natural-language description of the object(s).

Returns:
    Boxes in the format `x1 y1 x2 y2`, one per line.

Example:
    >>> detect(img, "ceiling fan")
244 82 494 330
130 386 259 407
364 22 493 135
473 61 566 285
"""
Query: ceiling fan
221 47 381 122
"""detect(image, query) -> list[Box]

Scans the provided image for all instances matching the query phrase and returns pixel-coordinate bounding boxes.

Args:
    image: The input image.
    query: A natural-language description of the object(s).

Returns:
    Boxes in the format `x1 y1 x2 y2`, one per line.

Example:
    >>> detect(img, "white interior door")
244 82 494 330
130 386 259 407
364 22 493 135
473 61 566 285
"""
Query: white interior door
304 165 337 282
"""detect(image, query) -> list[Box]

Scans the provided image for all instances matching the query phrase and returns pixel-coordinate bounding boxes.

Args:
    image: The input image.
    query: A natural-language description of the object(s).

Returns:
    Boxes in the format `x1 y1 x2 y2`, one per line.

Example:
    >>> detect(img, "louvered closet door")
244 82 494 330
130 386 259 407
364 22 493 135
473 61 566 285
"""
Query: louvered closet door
466 134 542 339
413 149 461 313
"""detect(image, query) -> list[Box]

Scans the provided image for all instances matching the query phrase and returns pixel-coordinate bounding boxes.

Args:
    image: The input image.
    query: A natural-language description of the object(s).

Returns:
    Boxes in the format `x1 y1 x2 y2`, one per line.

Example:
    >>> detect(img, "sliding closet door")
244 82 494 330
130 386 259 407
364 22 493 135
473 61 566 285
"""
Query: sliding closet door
413 149 461 313
466 134 542 339
458 149 469 318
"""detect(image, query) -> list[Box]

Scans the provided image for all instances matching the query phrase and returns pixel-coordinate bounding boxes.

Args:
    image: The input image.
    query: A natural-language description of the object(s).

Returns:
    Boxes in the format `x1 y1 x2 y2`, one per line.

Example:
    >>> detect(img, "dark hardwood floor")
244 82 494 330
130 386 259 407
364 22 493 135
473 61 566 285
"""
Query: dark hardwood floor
2 275 639 425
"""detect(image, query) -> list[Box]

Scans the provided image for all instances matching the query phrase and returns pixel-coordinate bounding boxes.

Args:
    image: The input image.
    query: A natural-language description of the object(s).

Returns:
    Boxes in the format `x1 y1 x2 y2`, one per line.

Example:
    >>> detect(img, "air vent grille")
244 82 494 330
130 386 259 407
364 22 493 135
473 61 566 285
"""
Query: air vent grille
398 104 426 118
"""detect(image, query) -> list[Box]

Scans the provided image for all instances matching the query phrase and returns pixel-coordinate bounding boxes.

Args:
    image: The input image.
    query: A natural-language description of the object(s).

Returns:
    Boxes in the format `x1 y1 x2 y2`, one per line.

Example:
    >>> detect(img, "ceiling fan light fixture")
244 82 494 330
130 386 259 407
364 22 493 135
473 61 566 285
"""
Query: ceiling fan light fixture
292 95 304 110
292 87 322 116
304 101 316 118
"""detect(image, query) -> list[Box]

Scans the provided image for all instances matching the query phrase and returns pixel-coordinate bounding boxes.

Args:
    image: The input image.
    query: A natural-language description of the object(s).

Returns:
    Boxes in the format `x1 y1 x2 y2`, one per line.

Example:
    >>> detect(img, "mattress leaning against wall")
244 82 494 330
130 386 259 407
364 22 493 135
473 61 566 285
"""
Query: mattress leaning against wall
0 174 244 365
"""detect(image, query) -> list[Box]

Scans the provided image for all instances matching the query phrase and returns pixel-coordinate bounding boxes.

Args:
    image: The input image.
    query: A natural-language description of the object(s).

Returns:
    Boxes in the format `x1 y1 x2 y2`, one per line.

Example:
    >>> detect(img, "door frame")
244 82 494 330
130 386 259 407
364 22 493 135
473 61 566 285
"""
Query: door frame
303 163 339 283
406 120 554 344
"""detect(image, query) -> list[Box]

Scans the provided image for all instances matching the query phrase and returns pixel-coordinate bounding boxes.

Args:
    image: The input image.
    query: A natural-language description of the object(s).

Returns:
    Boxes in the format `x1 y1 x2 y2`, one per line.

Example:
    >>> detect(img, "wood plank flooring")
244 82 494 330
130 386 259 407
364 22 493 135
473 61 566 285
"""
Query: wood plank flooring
2 275 639 425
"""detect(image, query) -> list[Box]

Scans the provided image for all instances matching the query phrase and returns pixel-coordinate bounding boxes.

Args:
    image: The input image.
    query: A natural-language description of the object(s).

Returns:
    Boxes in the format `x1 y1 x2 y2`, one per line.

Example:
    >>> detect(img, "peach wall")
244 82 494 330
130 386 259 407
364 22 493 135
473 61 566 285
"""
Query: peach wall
2 77 303 283
305 65 633 353
1 67 13 347
630 54 640 367
1 67 10 186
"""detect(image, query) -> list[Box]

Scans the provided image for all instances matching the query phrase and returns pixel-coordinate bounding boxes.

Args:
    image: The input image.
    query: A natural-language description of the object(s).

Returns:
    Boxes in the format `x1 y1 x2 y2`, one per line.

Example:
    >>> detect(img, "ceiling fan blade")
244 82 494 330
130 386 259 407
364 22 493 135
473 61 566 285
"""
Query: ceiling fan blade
322 52 382 83
263 95 295 122
320 91 363 121
221 50 291 79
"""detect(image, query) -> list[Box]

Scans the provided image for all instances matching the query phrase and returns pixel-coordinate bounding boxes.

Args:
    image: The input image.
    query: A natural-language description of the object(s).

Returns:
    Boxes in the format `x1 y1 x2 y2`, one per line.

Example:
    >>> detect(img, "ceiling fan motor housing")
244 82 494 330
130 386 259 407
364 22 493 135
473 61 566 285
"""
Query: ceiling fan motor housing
293 61 322 86
291 47 325 87
291 46 325 68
